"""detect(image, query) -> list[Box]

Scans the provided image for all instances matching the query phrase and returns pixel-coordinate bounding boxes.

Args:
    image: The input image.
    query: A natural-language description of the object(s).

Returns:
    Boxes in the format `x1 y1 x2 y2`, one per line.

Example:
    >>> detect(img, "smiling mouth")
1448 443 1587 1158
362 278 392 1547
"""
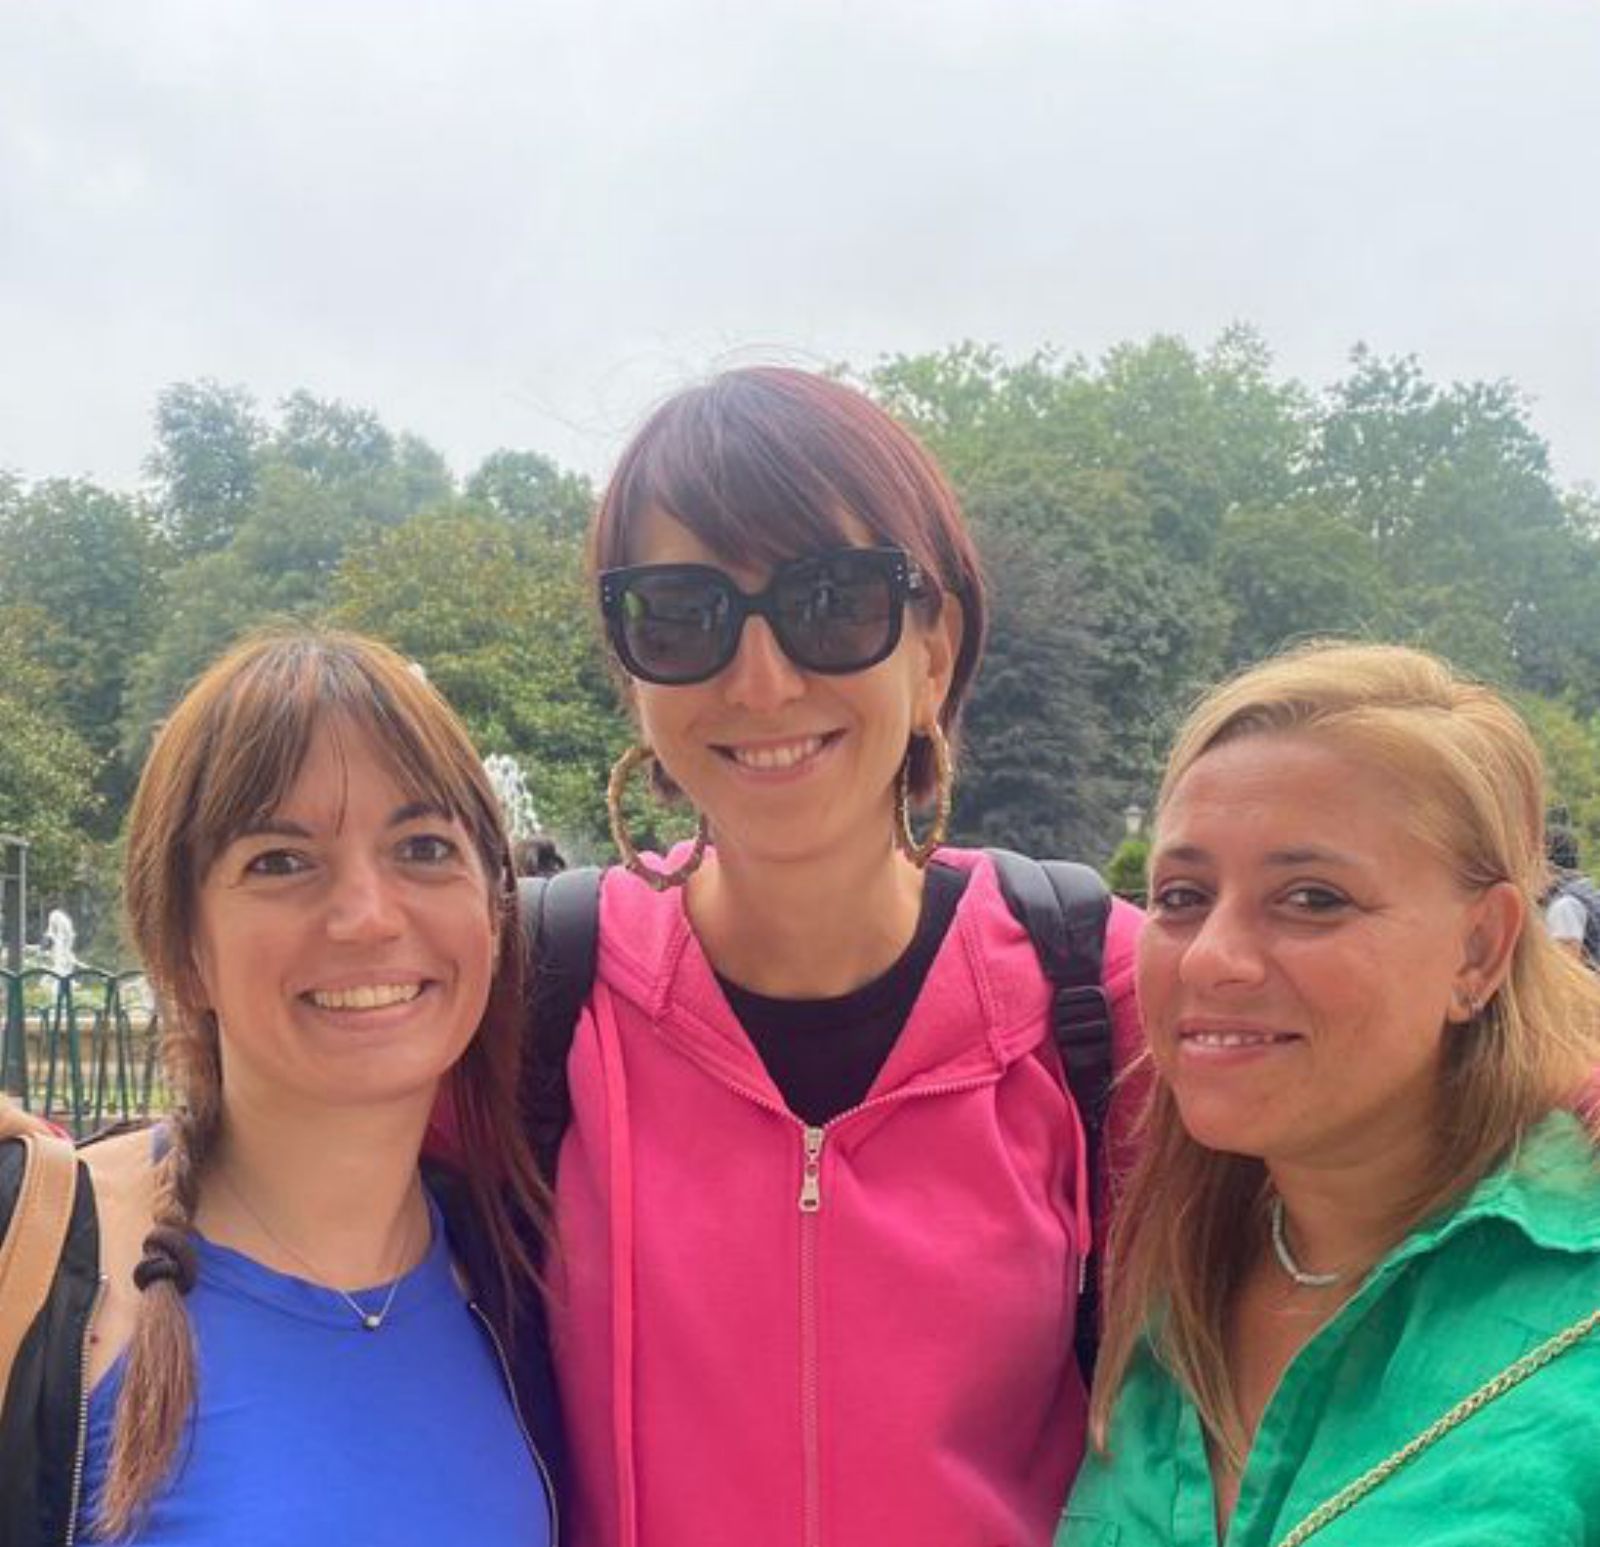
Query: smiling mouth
715 733 839 771
1180 1030 1300 1049
306 983 425 1012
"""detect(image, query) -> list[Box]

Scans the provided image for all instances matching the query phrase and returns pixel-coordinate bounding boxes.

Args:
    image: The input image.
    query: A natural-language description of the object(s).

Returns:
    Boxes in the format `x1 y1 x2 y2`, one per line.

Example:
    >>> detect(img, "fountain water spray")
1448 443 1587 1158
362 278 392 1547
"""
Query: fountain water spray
483 753 542 842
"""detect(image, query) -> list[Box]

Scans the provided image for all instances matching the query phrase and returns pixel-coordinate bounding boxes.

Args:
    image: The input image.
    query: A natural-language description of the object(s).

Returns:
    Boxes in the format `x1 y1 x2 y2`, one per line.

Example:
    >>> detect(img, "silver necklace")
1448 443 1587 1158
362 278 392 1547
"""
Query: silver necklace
214 1167 419 1331
1269 1194 1344 1289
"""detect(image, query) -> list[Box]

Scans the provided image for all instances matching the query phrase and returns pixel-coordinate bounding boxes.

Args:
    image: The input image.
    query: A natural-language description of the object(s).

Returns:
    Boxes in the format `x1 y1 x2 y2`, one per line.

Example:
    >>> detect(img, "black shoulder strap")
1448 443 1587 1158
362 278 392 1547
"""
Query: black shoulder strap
518 867 603 1186
515 855 1116 1374
987 848 1113 1380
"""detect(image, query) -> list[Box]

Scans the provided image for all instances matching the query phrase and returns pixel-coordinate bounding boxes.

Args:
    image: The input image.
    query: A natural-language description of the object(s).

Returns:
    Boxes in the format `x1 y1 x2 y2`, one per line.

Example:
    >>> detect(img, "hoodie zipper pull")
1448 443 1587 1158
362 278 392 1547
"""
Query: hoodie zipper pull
798 1125 825 1213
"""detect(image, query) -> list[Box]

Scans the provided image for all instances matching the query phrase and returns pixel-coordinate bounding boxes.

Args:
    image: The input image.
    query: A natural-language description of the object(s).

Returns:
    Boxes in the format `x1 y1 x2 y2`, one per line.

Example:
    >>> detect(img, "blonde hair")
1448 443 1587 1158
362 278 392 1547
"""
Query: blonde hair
1090 641 1600 1465
102 629 548 1536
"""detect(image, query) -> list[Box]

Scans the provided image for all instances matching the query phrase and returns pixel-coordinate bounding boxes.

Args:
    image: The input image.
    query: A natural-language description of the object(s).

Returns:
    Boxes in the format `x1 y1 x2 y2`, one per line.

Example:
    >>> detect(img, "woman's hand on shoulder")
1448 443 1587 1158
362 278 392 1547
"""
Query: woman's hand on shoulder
0 1095 66 1141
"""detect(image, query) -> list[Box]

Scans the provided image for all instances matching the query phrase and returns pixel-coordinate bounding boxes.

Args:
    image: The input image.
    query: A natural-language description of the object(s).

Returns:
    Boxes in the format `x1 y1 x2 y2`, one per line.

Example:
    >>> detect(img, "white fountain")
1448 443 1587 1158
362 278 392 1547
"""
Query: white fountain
483 753 542 842
44 907 76 975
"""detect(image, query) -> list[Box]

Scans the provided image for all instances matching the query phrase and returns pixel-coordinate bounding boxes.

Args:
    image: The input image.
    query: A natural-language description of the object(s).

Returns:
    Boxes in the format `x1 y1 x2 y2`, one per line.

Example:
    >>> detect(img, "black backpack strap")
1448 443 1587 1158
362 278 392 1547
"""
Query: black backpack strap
988 848 1113 1380
518 866 603 1187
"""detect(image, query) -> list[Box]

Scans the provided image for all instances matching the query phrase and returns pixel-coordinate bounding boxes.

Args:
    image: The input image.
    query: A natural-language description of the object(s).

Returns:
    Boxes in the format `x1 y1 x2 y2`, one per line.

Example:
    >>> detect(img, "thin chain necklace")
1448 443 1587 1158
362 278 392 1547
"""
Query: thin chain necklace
1269 1194 1344 1289
213 1166 422 1331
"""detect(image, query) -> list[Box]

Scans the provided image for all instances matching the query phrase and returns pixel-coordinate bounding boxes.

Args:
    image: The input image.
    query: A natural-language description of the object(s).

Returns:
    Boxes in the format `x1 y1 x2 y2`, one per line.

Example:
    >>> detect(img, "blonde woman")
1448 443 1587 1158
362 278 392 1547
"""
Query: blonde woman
0 632 557 1545
1060 642 1600 1546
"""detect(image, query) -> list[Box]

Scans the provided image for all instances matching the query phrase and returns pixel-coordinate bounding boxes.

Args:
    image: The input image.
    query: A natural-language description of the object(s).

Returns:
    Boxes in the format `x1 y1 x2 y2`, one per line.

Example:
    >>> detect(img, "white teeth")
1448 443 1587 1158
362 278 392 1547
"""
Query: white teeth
730 736 825 771
1185 1031 1293 1048
309 983 423 1011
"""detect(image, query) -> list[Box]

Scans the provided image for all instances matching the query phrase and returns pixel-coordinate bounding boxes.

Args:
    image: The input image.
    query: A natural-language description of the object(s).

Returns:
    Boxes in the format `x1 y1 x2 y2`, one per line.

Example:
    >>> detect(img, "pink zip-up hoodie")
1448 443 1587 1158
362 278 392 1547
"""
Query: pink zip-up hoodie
546 847 1143 1547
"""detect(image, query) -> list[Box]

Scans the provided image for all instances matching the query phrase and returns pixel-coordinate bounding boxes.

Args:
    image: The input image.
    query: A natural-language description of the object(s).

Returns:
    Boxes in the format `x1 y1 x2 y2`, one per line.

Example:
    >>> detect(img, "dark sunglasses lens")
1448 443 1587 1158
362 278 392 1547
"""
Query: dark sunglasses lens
772 553 898 671
617 572 735 681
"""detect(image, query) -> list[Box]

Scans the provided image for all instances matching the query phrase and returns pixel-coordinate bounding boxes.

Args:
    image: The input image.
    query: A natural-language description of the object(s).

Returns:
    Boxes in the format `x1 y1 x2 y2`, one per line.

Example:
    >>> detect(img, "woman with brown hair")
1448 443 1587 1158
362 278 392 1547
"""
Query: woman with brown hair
1060 642 1600 1545
542 366 1145 1547
0 631 558 1544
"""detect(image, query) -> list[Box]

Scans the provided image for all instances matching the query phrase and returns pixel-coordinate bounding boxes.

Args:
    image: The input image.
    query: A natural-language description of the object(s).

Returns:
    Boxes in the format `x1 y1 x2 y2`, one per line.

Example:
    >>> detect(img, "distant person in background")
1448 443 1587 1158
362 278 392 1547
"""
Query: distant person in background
1544 824 1600 965
513 834 567 878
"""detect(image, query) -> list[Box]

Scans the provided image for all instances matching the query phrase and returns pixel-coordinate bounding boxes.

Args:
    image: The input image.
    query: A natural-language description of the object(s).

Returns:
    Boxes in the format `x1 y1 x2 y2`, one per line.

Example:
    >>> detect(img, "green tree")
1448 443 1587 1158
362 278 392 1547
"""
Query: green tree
1094 328 1307 563
868 327 1306 564
958 464 1228 809
1103 836 1149 904
274 391 397 485
467 450 593 541
118 549 285 765
867 334 1600 819
329 510 655 848
1519 694 1600 864
1306 349 1592 693
864 343 1104 482
1215 502 1394 669
125 394 461 757
0 478 167 830
147 379 263 557
865 344 1249 824
953 520 1115 857
0 613 98 898
268 392 453 517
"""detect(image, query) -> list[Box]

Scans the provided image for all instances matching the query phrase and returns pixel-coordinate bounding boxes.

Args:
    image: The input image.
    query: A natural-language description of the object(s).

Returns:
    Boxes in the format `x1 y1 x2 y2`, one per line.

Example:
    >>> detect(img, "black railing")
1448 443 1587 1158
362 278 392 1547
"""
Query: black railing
0 969 162 1137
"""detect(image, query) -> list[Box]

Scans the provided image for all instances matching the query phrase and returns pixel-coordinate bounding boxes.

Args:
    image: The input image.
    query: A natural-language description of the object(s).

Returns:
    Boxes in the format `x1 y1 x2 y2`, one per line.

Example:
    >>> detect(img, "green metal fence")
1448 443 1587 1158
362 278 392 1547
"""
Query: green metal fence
1 969 162 1137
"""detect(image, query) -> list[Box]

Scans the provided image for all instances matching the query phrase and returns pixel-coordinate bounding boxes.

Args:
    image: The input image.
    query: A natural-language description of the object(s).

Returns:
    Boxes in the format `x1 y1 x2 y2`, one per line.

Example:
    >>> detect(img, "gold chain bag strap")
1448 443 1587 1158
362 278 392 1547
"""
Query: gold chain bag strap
0 1106 79 1402
1273 1305 1600 1547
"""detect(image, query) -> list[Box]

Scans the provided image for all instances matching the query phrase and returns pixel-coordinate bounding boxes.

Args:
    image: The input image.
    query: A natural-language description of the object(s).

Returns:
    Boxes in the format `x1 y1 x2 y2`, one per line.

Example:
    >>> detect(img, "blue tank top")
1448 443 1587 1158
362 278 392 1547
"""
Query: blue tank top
78 1194 553 1545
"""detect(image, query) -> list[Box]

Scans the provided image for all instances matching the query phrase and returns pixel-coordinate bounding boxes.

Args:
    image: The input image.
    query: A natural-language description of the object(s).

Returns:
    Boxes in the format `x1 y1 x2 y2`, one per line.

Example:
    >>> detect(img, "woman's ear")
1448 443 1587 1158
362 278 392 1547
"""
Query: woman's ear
915 593 964 726
1451 879 1524 1020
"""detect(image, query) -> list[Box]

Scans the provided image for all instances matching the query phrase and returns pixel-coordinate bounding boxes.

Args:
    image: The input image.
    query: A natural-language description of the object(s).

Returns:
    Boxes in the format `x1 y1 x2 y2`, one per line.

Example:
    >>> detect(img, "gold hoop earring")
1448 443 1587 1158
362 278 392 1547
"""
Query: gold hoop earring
894 722 953 869
607 745 709 891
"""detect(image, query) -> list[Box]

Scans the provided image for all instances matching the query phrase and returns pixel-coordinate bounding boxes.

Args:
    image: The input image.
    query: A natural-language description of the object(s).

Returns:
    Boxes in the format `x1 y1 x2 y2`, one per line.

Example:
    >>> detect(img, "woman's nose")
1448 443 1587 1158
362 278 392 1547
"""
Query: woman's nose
721 615 806 712
325 861 405 942
1177 900 1267 991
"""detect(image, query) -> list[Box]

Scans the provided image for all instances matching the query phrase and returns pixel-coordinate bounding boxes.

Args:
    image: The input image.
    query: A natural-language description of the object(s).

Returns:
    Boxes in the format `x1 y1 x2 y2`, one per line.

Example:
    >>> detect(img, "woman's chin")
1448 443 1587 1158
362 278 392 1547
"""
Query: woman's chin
1172 1095 1279 1161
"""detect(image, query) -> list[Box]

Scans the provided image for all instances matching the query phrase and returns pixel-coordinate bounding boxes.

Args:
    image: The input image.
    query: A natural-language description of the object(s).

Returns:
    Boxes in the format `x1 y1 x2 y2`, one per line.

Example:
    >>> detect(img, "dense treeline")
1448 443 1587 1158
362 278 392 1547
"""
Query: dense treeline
4 327 1599 958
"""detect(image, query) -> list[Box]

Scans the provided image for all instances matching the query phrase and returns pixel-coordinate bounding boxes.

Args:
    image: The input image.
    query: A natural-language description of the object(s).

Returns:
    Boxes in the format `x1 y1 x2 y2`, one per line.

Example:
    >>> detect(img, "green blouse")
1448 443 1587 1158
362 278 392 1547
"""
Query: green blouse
1059 1113 1600 1547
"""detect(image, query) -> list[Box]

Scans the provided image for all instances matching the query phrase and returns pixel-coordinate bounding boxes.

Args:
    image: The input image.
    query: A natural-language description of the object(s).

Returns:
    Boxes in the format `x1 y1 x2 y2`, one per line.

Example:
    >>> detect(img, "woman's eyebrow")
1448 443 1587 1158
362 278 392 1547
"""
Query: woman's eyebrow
236 815 311 839
1154 842 1360 868
1262 846 1360 868
234 801 451 839
1153 843 1211 867
389 800 452 828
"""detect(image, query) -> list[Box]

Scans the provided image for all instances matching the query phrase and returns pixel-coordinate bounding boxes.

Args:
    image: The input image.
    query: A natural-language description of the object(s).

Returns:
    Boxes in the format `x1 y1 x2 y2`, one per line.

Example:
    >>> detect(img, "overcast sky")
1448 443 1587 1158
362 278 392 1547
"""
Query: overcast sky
3 0 1597 495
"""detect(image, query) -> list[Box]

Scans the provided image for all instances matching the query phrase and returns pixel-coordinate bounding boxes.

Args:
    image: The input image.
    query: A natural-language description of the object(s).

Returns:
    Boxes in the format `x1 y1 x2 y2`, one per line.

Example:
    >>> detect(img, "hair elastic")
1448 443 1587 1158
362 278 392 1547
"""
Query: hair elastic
133 1224 198 1295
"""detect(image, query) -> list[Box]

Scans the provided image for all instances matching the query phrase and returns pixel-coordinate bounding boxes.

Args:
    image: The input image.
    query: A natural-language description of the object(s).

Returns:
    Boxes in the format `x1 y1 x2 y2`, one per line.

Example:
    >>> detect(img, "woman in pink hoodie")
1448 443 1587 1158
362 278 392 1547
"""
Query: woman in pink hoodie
553 367 1143 1547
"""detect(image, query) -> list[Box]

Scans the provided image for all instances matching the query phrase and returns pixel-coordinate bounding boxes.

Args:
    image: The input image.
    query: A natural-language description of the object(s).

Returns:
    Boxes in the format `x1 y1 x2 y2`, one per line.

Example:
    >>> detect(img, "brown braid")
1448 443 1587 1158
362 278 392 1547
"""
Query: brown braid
95 1026 221 1538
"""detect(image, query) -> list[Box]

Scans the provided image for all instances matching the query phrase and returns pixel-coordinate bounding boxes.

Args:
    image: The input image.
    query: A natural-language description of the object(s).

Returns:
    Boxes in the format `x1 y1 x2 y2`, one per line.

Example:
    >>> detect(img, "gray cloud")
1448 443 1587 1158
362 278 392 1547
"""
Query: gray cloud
2 0 1596 490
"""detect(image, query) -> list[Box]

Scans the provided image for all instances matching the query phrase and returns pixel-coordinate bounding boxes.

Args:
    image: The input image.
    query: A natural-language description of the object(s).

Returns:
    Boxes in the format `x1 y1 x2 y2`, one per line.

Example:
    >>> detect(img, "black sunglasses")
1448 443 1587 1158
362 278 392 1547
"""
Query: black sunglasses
598 546 930 686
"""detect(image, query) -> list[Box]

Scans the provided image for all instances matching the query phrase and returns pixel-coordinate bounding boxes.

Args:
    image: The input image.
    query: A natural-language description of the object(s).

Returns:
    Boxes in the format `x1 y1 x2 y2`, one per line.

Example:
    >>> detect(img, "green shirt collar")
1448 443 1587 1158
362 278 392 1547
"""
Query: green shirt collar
1384 1110 1600 1270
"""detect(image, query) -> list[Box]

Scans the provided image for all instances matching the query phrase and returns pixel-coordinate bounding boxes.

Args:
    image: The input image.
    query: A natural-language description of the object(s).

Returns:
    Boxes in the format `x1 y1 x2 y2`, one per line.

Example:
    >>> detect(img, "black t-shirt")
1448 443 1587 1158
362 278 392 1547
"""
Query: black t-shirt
717 862 971 1126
